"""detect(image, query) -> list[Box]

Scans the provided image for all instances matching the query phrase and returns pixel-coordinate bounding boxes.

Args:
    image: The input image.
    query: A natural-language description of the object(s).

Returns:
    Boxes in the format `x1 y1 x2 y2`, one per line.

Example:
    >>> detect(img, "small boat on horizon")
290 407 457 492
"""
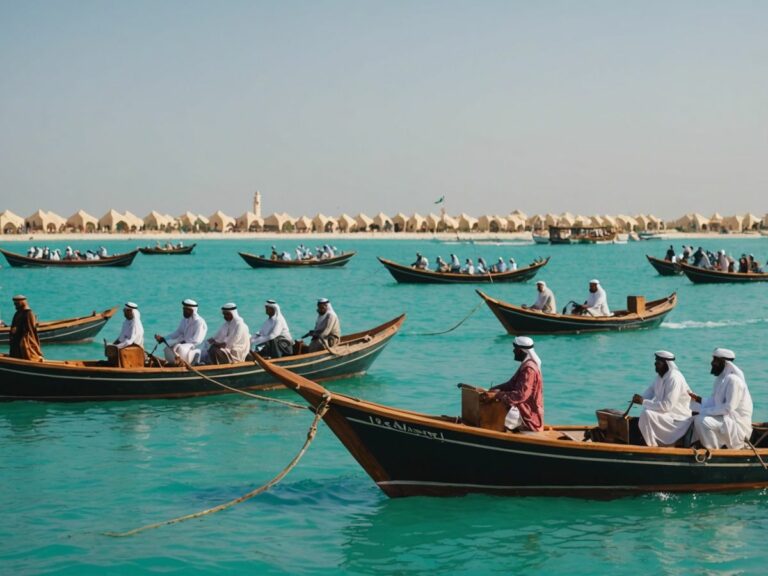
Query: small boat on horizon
678 261 768 284
0 307 117 345
0 248 139 268
548 225 616 244
239 251 356 268
138 243 196 255
255 357 768 498
477 290 677 334
377 257 549 284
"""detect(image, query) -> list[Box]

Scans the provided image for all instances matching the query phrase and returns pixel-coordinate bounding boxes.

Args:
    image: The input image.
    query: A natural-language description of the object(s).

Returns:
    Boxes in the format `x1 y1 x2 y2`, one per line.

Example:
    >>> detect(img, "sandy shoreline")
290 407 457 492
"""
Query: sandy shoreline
0 231 766 242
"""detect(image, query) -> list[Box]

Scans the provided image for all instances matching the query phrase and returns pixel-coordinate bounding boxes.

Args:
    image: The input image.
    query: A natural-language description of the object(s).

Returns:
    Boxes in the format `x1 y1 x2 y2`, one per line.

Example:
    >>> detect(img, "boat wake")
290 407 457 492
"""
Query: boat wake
662 318 768 330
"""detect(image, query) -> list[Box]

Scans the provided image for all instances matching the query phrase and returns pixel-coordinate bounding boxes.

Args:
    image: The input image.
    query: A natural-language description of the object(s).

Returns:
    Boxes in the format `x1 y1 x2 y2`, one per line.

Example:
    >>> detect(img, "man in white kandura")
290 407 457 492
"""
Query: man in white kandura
525 281 557 314
631 351 693 447
154 299 208 365
202 303 251 364
573 279 610 316
690 348 753 449
113 302 145 350
250 299 293 358
304 298 341 352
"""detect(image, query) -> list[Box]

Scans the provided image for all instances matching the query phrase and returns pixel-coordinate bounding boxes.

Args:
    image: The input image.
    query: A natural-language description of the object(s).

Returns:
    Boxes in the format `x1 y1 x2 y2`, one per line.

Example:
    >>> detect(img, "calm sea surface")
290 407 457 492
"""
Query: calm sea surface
2 238 767 575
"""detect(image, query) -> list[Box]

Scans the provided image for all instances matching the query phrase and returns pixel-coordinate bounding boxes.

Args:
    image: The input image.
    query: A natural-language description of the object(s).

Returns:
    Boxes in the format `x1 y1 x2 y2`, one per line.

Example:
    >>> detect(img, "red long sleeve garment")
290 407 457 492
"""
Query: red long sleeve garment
491 359 544 431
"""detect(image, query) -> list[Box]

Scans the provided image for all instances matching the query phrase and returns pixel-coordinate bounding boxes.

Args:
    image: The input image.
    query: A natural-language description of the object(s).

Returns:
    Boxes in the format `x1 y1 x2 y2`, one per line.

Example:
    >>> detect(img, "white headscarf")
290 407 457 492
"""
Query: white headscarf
513 336 541 368
252 300 292 346
116 303 144 348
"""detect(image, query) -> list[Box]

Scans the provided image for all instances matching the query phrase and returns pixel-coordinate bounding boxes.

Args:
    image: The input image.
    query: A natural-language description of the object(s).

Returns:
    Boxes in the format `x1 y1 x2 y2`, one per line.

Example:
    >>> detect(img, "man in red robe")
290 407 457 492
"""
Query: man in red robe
9 295 43 361
482 336 543 431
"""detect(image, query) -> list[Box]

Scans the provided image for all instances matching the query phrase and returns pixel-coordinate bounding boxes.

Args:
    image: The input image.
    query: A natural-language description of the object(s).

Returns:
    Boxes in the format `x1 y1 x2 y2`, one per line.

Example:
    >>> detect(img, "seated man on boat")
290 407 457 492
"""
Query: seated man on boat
630 351 693 447
113 302 145 351
508 257 517 271
689 348 753 450
572 280 611 316
434 256 450 272
524 281 556 314
692 247 712 269
411 253 428 270
9 295 42 362
480 336 543 432
664 245 676 262
154 299 208 365
249 299 293 359
461 258 475 274
449 254 461 273
476 257 488 274
202 303 251 364
303 298 341 352
491 257 507 273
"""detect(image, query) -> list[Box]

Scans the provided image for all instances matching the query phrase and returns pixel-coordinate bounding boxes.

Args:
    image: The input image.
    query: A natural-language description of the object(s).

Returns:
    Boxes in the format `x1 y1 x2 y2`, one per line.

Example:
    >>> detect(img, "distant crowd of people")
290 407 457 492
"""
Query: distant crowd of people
411 252 522 274
269 244 341 261
664 245 765 273
24 245 110 261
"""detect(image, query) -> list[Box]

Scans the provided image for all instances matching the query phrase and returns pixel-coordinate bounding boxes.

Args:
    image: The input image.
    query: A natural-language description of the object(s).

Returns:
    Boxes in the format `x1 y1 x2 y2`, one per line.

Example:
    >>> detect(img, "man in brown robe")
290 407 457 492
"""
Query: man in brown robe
9 295 43 361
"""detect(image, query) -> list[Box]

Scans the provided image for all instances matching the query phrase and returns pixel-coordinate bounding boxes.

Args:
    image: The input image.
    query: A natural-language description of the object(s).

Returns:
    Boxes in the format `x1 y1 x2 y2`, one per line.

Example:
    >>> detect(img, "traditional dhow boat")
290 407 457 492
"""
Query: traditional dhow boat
477 291 677 334
138 243 196 255
0 307 118 345
255 358 768 498
646 255 682 276
0 315 403 401
0 248 139 268
378 257 549 284
548 225 616 244
678 262 768 284
239 251 356 268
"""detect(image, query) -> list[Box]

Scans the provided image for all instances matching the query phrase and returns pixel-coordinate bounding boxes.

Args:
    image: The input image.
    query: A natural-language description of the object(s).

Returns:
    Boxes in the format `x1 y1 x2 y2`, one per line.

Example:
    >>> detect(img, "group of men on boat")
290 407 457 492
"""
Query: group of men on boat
480 336 754 450
411 252 519 274
149 241 185 250
521 279 611 316
269 244 340 261
4 296 342 367
664 245 765 273
24 246 109 261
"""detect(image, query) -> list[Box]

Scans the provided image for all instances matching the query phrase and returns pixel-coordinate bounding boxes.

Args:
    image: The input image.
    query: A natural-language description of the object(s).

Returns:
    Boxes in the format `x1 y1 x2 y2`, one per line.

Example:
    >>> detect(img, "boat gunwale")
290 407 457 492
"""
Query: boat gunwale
377 256 549 282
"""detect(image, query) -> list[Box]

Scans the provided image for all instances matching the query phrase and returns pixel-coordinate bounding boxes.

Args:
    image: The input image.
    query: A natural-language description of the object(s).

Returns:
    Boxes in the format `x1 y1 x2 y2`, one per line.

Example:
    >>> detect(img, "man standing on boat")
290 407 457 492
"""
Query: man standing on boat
155 299 208 365
690 348 753 449
250 299 293 358
304 298 341 352
525 281 557 314
573 279 610 316
9 295 42 361
481 336 543 432
203 303 251 364
631 351 692 446
113 302 144 350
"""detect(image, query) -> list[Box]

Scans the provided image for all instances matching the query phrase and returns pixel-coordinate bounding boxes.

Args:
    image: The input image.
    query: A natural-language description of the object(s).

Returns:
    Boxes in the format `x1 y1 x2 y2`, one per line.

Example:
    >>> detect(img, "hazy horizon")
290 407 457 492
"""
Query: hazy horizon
2 1 767 220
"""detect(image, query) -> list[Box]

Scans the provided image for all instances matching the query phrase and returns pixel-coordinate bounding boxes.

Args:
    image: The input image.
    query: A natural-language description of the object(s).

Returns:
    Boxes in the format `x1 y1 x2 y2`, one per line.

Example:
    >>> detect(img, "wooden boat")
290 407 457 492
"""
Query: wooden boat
646 255 682 276
678 262 768 284
239 251 356 268
378 257 549 284
531 232 550 245
256 357 768 497
638 231 664 241
0 315 404 401
0 307 118 345
477 291 677 334
138 243 196 255
0 248 139 268
548 225 616 244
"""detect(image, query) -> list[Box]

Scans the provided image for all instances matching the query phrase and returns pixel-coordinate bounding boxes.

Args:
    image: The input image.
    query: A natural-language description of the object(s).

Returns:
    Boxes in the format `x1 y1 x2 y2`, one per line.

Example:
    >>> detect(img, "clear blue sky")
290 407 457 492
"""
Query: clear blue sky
1 1 766 220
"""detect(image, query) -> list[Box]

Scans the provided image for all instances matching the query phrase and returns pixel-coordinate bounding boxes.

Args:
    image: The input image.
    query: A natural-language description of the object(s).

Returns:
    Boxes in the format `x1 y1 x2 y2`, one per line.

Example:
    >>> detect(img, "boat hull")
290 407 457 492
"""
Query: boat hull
0 249 139 268
138 244 196 255
0 315 403 401
679 262 768 284
255 359 768 498
646 255 682 276
378 257 549 284
477 291 676 334
239 251 356 268
0 307 117 345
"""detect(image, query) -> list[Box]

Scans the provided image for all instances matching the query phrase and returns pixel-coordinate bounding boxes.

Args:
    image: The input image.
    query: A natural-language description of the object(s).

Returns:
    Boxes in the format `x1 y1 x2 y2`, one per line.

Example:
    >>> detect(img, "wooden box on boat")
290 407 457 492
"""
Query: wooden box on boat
596 409 630 444
460 385 507 432
626 295 646 315
105 344 145 368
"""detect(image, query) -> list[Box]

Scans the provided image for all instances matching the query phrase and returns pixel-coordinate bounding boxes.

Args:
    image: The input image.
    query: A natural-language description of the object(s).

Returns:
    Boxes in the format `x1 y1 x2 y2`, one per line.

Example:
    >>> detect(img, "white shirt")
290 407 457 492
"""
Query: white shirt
211 314 251 362
116 311 144 349
584 286 611 316
165 313 207 347
696 362 753 448
251 310 292 347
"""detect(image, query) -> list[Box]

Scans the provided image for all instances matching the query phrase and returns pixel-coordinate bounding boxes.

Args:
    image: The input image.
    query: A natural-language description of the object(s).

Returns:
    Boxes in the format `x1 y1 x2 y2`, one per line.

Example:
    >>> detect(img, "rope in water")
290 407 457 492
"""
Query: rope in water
409 300 484 336
105 394 332 537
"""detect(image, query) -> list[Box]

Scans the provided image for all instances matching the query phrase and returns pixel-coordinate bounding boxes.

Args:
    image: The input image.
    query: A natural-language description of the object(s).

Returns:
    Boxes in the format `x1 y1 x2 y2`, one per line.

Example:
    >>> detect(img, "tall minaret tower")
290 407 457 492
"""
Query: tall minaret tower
253 191 262 218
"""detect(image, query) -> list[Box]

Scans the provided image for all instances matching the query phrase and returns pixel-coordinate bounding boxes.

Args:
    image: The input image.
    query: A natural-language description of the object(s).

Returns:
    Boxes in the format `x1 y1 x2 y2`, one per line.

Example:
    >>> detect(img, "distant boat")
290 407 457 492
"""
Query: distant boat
531 232 550 244
678 262 768 284
378 257 549 284
0 248 139 268
638 231 664 241
548 226 616 244
139 243 196 255
239 251 356 268
646 255 683 276
477 290 677 334
0 307 117 345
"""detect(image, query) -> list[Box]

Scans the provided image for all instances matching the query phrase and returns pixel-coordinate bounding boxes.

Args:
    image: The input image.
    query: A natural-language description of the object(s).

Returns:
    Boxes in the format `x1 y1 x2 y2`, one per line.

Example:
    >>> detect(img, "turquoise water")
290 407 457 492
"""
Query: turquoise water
1 238 767 575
